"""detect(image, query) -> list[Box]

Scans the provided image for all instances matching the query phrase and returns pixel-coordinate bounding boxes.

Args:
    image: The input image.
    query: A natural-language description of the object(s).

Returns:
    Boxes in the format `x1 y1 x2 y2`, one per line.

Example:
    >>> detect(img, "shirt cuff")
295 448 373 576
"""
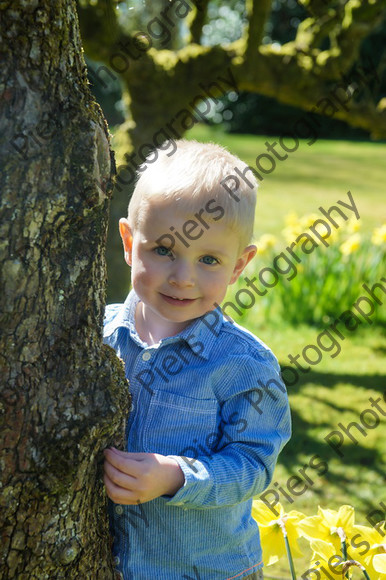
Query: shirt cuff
163 455 210 507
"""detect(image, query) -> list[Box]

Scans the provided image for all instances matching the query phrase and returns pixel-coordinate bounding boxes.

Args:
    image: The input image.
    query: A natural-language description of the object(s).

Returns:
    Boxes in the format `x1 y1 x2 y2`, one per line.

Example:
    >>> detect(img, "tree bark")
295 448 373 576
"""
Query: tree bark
0 1 129 578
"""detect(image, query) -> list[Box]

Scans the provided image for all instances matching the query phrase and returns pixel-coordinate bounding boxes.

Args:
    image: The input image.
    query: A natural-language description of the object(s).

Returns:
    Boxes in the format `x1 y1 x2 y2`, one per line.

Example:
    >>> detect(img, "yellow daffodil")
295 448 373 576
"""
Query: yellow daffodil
300 213 321 229
339 233 361 255
298 505 357 554
256 234 277 255
326 226 341 243
373 553 386 575
252 500 304 566
284 212 300 227
353 524 386 559
351 524 386 579
347 217 361 233
307 536 378 579
282 226 302 243
253 503 386 579
283 212 307 242
308 539 345 578
372 224 386 245
282 213 321 241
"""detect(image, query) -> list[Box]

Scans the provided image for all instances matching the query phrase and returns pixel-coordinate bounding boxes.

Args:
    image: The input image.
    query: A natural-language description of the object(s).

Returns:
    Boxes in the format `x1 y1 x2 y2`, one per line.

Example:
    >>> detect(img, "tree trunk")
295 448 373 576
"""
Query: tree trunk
0 2 129 578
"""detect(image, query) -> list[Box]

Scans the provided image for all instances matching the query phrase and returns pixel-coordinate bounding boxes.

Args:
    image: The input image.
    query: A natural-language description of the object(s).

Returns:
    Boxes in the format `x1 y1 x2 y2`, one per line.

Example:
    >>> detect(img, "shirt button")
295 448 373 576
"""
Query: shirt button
142 351 151 361
115 505 123 515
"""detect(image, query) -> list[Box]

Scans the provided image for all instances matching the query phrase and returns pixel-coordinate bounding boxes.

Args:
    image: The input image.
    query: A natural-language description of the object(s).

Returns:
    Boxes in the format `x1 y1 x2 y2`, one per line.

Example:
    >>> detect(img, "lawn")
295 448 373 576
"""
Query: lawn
249 323 386 579
186 124 386 239
185 126 386 578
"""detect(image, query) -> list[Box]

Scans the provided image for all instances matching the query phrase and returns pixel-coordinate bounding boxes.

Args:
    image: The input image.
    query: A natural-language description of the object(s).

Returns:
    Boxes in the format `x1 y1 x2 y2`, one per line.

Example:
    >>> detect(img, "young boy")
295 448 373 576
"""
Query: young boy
103 140 291 580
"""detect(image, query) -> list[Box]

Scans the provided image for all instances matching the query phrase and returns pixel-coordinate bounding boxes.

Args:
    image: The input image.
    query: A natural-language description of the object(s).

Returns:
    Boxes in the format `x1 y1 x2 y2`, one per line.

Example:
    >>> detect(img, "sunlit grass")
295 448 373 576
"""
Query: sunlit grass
186 124 386 239
248 323 386 579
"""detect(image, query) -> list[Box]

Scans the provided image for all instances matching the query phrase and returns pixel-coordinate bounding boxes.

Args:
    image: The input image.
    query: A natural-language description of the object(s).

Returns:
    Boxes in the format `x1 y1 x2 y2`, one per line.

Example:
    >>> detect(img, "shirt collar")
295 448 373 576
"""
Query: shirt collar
103 290 137 336
103 289 225 360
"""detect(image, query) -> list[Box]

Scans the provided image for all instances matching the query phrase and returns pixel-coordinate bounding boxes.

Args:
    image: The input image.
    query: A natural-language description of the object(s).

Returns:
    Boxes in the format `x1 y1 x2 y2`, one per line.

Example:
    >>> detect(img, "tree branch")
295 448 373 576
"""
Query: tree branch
237 44 386 137
244 0 273 61
294 0 386 78
186 0 210 45
77 0 386 142
237 0 386 136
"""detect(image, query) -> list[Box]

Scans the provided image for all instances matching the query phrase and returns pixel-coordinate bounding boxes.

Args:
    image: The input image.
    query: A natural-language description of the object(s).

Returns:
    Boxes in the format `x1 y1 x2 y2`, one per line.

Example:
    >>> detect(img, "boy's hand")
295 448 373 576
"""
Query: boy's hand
103 447 185 505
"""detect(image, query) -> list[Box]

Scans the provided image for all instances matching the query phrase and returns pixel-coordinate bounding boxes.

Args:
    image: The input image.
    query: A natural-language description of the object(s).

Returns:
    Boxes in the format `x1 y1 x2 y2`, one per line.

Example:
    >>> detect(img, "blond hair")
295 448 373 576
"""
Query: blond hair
128 140 258 248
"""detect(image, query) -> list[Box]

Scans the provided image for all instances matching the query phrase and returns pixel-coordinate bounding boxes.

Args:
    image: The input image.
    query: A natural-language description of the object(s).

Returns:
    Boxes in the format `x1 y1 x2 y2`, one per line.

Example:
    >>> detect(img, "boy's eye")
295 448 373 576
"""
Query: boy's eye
200 255 219 265
154 246 173 257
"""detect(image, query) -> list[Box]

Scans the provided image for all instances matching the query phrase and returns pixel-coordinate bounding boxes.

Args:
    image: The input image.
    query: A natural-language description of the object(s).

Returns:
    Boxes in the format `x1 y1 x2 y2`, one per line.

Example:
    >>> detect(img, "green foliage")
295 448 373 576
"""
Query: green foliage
228 214 386 327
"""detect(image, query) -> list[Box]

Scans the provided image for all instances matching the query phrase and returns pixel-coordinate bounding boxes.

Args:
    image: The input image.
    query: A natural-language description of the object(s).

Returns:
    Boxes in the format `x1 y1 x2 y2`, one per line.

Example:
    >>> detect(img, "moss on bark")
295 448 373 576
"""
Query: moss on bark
0 2 129 577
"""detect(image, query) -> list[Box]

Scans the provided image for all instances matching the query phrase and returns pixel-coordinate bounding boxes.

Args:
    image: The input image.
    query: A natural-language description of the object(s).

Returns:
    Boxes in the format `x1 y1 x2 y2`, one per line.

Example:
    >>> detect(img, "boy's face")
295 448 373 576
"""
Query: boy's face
119 199 256 338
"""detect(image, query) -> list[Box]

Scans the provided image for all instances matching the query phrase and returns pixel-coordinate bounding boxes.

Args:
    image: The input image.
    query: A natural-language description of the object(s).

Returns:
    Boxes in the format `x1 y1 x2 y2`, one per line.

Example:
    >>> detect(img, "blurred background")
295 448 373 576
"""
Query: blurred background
77 1 386 577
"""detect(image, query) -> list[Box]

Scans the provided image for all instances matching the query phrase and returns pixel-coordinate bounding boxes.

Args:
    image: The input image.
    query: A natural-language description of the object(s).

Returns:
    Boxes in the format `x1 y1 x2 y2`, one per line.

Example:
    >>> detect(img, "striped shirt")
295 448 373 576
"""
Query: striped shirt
103 290 291 579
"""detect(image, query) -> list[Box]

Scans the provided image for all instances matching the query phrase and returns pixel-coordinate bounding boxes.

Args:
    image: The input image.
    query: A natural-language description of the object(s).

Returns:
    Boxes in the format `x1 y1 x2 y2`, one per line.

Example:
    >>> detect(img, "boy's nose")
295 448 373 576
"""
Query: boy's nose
168 261 195 288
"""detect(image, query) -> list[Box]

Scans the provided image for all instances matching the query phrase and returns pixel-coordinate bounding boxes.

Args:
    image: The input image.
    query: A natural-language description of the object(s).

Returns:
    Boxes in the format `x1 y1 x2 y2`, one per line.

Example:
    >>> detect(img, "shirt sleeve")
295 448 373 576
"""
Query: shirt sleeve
164 350 291 509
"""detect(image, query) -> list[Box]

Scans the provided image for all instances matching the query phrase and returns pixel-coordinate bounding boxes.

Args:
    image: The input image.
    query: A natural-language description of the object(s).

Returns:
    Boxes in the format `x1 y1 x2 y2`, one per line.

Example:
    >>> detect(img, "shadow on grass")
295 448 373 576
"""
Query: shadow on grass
276 383 385 514
280 367 386 395
372 344 386 356
269 411 384 513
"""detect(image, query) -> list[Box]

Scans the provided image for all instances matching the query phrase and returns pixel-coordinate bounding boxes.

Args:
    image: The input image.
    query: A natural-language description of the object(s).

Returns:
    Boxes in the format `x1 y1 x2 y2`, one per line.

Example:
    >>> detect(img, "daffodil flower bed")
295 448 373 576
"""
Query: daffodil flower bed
252 502 386 579
232 215 386 327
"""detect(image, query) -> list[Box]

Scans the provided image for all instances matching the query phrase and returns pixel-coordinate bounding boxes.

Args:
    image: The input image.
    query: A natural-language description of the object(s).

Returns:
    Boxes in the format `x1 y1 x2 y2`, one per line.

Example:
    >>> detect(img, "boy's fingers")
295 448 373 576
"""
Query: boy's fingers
104 449 144 477
104 461 138 490
108 448 150 461
103 473 140 505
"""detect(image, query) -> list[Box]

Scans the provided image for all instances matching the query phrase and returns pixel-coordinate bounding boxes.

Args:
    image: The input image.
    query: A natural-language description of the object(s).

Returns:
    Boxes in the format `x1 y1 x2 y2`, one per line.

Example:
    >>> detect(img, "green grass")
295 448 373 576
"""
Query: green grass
186 124 386 239
185 126 386 578
242 322 386 579
244 319 386 518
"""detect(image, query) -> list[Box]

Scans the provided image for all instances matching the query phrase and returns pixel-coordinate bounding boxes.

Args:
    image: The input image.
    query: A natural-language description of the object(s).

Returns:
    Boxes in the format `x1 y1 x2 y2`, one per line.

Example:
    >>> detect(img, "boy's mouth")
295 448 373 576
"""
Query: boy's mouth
160 293 197 306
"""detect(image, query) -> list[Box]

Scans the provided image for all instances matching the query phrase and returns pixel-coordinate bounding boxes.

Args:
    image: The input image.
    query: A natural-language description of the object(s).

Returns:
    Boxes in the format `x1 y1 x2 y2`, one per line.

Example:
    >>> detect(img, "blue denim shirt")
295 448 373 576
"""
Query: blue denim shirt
103 290 291 580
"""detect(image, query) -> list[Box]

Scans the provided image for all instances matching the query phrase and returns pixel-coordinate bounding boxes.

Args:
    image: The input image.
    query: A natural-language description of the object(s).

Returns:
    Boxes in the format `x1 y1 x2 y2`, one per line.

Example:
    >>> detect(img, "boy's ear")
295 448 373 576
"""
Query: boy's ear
119 218 133 266
229 245 257 285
